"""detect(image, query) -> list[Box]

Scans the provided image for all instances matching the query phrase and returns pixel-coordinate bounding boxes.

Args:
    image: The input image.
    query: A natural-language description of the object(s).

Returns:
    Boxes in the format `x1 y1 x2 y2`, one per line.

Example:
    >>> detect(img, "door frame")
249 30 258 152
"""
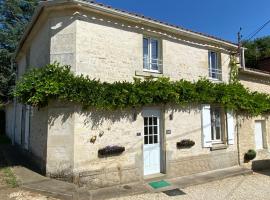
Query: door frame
254 120 266 150
142 108 166 176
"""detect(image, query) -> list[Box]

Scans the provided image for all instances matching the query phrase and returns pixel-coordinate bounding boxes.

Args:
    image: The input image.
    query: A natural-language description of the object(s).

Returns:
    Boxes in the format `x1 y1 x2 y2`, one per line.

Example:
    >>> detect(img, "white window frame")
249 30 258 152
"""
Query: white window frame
208 51 222 81
143 36 162 73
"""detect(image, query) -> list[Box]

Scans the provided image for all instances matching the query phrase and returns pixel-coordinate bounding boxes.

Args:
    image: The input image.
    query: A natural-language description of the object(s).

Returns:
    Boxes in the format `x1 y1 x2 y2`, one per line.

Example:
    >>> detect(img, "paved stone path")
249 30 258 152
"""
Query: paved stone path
108 171 270 200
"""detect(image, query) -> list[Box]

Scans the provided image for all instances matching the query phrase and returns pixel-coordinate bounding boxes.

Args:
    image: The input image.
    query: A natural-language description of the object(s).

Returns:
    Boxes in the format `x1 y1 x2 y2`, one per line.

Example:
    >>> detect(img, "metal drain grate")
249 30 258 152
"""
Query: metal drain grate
162 188 186 196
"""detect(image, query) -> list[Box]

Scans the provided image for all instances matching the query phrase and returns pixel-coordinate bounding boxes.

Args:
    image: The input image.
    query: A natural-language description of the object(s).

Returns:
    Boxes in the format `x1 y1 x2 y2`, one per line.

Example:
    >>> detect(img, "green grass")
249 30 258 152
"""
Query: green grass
2 167 18 187
0 134 11 144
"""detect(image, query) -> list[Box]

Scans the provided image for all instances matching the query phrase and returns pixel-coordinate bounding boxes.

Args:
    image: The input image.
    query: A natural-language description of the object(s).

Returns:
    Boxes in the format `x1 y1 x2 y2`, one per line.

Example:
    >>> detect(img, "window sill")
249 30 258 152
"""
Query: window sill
210 143 228 151
209 78 222 83
135 70 167 78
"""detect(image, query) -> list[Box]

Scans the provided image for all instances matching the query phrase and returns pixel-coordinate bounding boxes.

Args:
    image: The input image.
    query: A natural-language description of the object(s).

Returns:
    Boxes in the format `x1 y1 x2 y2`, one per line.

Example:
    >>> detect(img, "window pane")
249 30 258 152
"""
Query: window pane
153 117 157 125
143 38 149 69
151 39 158 59
210 107 222 141
210 52 217 69
144 136 148 144
153 126 157 135
151 39 159 70
149 135 153 144
154 135 158 143
149 126 153 135
144 117 148 126
144 127 148 135
209 51 219 79
216 127 221 140
149 117 153 125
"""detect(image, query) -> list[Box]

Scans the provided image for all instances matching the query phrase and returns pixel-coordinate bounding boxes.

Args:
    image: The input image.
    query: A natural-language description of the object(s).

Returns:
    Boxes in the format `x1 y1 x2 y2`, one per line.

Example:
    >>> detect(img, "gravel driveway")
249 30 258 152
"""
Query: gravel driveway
109 171 270 200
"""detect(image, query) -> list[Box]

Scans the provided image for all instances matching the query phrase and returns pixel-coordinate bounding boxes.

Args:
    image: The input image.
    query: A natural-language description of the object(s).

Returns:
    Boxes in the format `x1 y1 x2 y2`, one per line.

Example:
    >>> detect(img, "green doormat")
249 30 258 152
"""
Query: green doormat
149 180 171 189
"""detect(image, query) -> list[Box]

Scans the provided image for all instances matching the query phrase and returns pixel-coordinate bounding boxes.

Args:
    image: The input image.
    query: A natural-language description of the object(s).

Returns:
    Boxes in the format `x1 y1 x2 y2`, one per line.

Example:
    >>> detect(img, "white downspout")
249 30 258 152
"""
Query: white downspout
241 48 245 69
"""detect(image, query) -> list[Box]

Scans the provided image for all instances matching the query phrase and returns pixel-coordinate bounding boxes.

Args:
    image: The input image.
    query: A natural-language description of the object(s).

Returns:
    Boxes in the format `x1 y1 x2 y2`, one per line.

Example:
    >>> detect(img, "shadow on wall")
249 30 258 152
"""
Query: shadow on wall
47 102 201 133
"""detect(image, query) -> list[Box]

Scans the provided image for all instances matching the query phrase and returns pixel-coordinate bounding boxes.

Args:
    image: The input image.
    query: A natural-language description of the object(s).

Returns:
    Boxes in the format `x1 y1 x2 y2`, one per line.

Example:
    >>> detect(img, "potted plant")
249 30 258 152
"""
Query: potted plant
98 145 125 157
176 139 195 149
244 149 256 161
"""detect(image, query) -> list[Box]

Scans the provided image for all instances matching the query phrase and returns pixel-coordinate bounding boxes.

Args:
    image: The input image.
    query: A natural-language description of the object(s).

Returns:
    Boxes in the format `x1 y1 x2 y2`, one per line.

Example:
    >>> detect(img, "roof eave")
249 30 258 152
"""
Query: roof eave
14 0 239 60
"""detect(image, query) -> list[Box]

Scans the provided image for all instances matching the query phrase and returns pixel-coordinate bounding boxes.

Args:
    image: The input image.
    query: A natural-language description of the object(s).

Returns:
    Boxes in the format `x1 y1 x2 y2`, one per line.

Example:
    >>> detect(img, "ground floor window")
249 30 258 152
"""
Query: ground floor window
202 105 234 147
210 107 223 143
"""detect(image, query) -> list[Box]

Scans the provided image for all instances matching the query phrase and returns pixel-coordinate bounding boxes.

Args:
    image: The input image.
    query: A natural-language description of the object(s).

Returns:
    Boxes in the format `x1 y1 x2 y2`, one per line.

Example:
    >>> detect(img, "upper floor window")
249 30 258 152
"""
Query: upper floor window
208 51 221 81
143 37 162 73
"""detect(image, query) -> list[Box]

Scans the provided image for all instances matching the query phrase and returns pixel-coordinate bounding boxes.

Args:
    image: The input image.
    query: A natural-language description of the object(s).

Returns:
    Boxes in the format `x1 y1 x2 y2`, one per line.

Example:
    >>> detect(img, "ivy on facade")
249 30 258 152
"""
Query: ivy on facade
13 63 270 116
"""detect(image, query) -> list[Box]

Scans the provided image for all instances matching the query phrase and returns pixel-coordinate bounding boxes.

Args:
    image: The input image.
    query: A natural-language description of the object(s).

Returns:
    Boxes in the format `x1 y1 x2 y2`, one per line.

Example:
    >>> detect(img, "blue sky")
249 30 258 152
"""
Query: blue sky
96 0 270 43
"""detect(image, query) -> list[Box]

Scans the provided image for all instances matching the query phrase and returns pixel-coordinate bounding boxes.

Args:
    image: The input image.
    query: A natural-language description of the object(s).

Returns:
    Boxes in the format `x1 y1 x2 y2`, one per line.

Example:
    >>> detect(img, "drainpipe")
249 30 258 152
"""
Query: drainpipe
241 48 245 69
236 115 241 166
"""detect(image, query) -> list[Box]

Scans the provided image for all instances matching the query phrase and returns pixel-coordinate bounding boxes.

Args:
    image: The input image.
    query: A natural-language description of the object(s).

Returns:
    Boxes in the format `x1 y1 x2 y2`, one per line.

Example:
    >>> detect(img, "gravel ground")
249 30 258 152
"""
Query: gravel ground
109 171 270 200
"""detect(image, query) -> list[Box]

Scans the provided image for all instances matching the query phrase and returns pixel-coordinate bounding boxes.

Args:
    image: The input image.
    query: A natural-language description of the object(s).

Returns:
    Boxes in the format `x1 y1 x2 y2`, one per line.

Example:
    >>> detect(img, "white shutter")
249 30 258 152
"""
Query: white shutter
227 110 234 145
202 105 212 147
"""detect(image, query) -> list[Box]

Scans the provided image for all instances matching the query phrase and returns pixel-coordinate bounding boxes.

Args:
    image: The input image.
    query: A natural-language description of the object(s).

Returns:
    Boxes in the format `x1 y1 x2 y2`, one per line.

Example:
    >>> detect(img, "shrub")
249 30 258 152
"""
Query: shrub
176 139 195 149
13 63 270 116
244 149 257 161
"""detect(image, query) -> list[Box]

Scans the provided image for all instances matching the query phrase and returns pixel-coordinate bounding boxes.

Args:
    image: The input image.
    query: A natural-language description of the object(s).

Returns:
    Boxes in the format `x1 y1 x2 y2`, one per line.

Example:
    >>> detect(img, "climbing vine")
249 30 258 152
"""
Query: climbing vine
229 55 239 83
13 63 270 116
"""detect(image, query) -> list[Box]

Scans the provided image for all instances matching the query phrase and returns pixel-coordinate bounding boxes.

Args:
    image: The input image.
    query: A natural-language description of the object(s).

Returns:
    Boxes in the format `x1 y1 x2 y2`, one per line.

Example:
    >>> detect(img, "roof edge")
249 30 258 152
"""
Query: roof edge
239 67 270 78
15 0 239 60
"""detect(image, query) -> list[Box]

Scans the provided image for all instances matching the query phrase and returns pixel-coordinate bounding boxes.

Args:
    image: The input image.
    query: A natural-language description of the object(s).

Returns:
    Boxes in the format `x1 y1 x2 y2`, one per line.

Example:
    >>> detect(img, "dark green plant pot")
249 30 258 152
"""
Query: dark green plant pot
244 149 256 161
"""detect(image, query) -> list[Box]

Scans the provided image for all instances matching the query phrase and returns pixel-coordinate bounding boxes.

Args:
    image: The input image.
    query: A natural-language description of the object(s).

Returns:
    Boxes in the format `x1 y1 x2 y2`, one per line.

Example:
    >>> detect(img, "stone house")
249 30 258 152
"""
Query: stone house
5 0 270 188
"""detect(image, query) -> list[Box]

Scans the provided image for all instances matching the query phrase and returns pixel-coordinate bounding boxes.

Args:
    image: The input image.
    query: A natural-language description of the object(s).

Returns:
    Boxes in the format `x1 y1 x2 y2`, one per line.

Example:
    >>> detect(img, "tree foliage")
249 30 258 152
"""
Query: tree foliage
14 63 270 116
0 0 38 104
243 36 270 68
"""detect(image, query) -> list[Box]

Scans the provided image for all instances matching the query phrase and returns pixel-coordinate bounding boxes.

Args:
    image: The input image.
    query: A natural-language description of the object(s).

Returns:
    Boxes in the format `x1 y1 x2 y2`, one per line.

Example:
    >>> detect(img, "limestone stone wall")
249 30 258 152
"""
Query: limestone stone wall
41 103 239 188
46 102 75 181
239 73 270 94
49 13 77 70
74 10 232 83
163 41 230 82
28 107 48 170
238 116 270 169
164 105 238 177
29 20 50 68
239 73 270 169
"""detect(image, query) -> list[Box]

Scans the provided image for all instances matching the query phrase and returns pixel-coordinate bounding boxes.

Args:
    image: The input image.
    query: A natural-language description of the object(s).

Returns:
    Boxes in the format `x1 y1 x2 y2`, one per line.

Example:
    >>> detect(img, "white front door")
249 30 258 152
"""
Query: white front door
143 110 161 176
255 121 263 150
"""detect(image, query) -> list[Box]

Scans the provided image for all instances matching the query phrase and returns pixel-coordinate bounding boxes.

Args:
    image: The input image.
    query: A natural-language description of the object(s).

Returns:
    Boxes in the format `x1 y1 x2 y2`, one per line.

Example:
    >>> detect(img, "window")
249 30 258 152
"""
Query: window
208 51 221 80
202 105 234 147
210 107 223 142
143 37 162 72
144 116 159 145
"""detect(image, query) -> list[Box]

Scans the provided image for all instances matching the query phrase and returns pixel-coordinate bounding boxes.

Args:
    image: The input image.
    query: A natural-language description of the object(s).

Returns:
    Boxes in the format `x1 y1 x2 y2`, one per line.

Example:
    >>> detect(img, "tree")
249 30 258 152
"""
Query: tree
243 36 270 68
0 0 38 105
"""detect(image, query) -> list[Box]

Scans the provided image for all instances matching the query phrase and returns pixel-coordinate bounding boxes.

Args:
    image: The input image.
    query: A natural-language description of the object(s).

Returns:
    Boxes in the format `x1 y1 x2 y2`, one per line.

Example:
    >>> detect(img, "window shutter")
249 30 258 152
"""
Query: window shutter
202 105 212 147
227 110 234 145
